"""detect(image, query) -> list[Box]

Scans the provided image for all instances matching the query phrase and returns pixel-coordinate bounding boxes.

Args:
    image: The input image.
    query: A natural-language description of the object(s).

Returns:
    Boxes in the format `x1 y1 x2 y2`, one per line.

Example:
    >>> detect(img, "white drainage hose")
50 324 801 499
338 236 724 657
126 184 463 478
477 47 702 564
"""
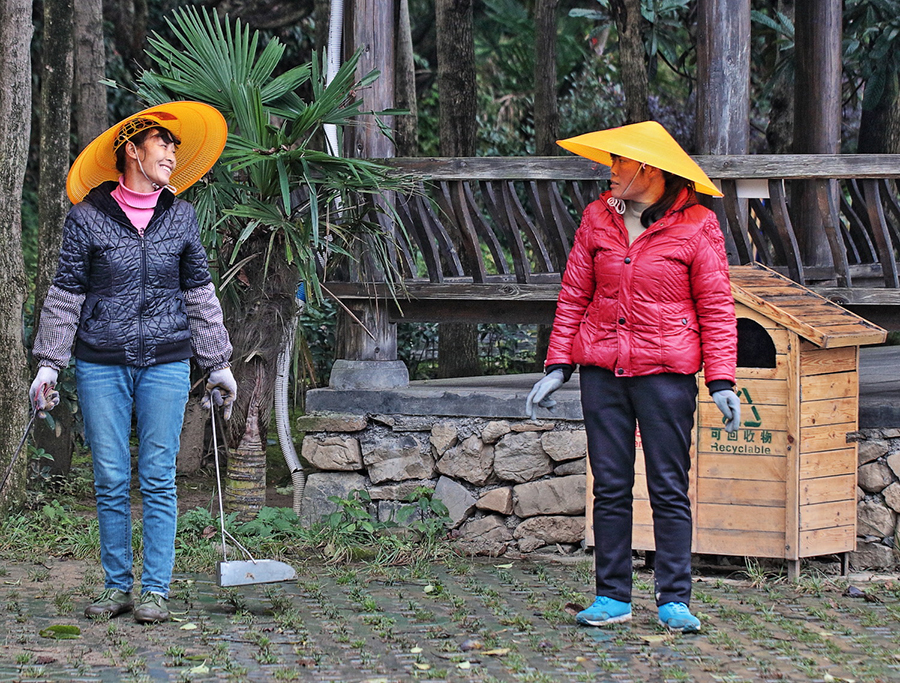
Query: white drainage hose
274 283 307 514
324 0 344 156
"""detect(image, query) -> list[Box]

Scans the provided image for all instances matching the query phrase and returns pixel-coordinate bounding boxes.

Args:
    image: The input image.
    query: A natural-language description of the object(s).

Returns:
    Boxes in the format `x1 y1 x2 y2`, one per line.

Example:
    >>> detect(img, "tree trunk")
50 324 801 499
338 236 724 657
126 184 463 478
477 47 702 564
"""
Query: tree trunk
104 0 147 70
73 0 106 152
394 0 418 156
857 73 900 154
0 0 33 509
436 0 480 377
609 0 650 124
533 0 559 156
435 0 476 156
34 0 75 476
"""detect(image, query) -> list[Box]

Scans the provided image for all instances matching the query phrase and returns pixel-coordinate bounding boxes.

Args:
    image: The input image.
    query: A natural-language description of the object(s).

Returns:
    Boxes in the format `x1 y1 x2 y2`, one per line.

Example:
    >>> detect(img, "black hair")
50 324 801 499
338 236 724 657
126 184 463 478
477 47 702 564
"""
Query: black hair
641 171 697 227
114 126 181 174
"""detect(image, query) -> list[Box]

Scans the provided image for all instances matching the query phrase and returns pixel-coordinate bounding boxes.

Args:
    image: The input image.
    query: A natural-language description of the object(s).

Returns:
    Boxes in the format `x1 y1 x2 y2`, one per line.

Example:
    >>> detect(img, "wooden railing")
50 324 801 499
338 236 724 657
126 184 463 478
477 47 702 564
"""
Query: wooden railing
324 155 900 327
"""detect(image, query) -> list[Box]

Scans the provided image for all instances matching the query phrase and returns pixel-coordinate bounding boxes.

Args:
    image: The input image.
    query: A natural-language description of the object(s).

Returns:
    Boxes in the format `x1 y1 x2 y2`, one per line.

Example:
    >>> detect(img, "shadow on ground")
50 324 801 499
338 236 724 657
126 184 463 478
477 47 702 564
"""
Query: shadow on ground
0 550 897 682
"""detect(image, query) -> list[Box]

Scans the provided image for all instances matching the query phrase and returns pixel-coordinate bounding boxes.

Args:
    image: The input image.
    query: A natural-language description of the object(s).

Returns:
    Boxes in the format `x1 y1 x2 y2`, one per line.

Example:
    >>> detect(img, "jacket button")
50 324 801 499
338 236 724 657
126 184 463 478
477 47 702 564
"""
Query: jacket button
618 317 625 324
624 257 631 264
617 368 624 375
682 318 688 325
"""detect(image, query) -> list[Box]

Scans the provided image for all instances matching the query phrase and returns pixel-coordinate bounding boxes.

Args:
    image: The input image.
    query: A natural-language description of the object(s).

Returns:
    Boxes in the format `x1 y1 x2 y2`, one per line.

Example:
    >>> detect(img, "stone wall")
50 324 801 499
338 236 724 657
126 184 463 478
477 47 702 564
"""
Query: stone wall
298 412 900 567
849 427 900 569
298 413 587 556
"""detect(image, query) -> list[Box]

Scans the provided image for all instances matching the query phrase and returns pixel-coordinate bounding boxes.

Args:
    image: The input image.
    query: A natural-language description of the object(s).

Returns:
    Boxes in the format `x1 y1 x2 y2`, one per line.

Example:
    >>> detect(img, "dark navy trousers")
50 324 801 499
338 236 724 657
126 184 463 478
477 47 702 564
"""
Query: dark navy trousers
580 366 697 606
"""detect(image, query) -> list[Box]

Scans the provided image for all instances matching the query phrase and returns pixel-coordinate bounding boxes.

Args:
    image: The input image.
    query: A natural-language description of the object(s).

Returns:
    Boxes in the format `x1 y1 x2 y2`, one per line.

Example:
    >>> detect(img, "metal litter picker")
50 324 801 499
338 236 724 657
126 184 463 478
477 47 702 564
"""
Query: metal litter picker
210 403 297 587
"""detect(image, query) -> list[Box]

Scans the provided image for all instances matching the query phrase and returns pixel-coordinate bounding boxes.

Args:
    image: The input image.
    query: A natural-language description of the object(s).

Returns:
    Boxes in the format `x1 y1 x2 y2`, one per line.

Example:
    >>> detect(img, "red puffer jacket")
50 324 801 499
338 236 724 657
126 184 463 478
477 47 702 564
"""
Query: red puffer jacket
545 189 736 385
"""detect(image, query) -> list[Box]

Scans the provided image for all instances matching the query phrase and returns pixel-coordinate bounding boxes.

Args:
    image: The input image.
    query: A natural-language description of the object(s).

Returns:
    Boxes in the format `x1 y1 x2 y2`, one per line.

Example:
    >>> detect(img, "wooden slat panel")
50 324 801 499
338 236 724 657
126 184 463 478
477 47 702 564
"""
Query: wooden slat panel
799 526 856 557
816 178 852 287
768 180 805 283
633 524 656 551
799 346 857 375
799 500 856 531
800 474 856 506
445 181 488 282
800 397 857 428
694 529 787 558
462 182 511 275
800 423 856 452
800 448 858 479
801 372 857 401
698 401 789 430
721 179 753 264
861 179 900 287
697 478 785 507
697 428 788 456
698 454 786 481
397 193 444 282
480 181 531 282
698 503 785 533
499 181 554 273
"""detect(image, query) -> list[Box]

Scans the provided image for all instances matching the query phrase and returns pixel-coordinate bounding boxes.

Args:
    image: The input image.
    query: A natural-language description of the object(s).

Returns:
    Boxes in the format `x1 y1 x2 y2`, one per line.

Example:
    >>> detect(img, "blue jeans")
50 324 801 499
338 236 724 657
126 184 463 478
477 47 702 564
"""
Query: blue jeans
580 367 697 606
77 359 189 597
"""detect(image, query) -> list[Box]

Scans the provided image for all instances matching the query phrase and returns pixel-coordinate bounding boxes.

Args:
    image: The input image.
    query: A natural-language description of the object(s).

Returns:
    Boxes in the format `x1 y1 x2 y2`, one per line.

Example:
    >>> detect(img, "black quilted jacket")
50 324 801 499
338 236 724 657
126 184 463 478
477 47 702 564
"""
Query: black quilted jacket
53 181 213 367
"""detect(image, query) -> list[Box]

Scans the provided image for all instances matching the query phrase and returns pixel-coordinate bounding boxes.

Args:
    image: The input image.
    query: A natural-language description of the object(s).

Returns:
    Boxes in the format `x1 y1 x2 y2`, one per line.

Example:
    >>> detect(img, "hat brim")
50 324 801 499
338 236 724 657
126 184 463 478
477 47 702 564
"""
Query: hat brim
66 101 228 204
557 121 723 197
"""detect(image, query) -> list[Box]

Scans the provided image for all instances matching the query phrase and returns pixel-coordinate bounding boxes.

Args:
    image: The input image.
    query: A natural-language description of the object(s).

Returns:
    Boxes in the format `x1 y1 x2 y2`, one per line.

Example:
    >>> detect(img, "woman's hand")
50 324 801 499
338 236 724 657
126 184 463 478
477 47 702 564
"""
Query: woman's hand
29 367 61 417
525 369 565 420
712 389 741 433
202 367 237 420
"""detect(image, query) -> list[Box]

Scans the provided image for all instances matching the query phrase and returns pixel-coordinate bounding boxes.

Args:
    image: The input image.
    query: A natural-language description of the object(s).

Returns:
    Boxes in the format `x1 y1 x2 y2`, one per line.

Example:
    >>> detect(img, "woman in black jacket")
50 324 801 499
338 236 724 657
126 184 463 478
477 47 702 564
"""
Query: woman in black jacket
30 102 235 624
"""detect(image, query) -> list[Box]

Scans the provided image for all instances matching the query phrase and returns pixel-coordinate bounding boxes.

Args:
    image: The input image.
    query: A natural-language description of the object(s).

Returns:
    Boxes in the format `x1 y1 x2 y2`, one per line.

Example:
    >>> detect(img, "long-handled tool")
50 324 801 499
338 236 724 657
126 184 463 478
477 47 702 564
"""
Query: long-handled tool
209 403 297 587
0 384 58 497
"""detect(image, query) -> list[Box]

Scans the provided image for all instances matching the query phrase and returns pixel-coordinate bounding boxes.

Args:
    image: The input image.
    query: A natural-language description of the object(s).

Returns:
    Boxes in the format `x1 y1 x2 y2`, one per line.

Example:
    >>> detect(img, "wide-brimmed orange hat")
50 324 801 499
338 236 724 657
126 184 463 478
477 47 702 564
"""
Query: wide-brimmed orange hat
557 121 722 197
66 101 228 204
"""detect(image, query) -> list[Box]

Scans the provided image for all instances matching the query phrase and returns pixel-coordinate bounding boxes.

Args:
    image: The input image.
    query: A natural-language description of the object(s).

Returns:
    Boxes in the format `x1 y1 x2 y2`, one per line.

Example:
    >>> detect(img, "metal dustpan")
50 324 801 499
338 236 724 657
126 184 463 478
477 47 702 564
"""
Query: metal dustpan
210 404 297 588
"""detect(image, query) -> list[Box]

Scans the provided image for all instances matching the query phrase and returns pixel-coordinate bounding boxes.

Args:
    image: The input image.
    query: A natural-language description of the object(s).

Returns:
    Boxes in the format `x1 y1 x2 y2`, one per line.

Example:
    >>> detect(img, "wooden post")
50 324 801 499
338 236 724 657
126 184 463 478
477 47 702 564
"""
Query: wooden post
793 0 842 271
332 0 408 388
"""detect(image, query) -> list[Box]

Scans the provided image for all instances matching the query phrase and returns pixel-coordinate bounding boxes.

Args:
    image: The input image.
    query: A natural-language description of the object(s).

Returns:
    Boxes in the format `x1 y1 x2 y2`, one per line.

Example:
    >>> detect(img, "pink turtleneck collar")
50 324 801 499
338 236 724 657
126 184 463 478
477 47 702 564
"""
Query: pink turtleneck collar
111 176 164 235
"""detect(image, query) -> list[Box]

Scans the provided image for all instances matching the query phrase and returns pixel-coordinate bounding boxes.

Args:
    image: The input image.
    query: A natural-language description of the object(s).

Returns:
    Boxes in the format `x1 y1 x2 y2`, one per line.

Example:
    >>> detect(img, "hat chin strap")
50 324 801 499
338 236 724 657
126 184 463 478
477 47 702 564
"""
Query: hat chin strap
135 154 176 194
606 163 646 214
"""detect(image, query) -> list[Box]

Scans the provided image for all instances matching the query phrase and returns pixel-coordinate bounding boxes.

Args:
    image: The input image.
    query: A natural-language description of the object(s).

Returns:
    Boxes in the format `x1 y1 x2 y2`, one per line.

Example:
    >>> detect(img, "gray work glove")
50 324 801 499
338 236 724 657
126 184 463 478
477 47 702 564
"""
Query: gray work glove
712 389 741 433
202 367 237 420
525 369 565 420
29 366 60 418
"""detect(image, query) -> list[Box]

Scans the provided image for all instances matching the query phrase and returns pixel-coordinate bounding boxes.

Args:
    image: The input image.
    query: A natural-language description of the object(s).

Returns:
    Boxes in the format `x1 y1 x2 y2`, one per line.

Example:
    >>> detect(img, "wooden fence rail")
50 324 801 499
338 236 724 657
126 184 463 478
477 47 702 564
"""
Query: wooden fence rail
325 155 900 328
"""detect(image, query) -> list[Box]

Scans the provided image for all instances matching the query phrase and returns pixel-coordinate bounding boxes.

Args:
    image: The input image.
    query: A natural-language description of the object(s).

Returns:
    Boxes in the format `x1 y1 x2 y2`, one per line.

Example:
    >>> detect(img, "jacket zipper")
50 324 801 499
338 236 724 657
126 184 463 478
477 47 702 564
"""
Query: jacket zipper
139 232 147 364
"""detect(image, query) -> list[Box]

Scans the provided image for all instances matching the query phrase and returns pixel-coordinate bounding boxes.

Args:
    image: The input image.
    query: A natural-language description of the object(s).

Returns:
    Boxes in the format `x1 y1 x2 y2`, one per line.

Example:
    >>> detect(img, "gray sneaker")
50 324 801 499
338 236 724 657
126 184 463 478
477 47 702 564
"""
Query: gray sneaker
134 591 169 624
84 588 133 619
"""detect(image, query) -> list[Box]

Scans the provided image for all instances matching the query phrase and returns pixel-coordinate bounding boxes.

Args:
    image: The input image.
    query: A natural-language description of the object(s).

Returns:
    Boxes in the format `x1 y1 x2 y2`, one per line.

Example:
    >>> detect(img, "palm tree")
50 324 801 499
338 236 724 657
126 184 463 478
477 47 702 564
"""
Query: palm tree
135 6 411 518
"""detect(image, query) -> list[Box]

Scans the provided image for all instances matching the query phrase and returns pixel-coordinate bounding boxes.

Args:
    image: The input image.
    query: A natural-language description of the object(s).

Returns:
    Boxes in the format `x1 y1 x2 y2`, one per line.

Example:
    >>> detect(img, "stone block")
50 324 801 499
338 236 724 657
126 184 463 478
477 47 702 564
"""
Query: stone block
295 412 368 433
882 428 900 439
374 415 440 431
886 452 900 479
857 486 865 502
437 435 494 486
541 430 587 462
859 439 889 466
369 479 438 501
328 359 409 390
301 435 363 471
554 459 586 476
299 472 368 526
513 476 586 518
850 541 896 570
513 515 584 551
362 433 435 484
434 476 476 528
456 515 514 556
476 487 514 515
493 432 553 483
481 420 511 445
858 461 894 494
511 421 555 432
858 498 897 538
884 483 900 513
430 422 459 455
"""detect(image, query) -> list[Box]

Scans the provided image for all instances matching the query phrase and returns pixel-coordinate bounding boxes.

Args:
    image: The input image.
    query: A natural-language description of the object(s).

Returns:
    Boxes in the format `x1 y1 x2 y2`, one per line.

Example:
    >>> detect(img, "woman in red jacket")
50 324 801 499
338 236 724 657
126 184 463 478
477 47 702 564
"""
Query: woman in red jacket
526 121 740 633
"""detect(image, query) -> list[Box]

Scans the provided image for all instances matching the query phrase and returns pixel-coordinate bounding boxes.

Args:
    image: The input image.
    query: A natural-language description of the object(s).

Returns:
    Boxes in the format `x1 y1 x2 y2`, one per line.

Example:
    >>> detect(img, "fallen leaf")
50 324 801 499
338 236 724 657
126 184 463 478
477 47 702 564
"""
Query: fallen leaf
457 661 472 670
410 646 423 654
575 656 588 663
564 602 584 616
179 623 198 630
494 563 513 569
482 648 511 656
423 585 435 594
640 634 670 644
413 662 431 671
190 663 210 674
460 638 483 651
39 625 81 640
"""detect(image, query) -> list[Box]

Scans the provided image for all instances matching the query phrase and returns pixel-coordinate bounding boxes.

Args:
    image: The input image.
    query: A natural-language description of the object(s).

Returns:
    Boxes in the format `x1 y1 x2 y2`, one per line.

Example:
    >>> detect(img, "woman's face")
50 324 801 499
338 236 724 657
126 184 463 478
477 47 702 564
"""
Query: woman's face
131 130 177 188
609 155 663 203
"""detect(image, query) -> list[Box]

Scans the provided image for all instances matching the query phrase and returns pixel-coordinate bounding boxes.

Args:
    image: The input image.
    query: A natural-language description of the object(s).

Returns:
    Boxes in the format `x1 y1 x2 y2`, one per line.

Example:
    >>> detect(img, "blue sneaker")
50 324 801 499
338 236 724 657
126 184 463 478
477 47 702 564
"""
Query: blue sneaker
658 602 700 633
575 596 632 626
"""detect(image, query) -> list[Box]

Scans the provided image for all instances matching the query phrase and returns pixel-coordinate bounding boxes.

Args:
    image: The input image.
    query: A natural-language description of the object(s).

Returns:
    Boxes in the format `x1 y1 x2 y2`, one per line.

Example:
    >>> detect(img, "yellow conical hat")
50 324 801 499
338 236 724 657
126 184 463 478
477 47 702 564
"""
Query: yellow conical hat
66 101 228 204
557 121 722 197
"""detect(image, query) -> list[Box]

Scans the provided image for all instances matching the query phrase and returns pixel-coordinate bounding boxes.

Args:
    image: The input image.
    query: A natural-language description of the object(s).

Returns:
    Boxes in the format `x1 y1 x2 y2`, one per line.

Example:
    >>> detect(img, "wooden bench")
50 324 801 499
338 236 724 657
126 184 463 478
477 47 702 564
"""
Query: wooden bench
324 155 900 329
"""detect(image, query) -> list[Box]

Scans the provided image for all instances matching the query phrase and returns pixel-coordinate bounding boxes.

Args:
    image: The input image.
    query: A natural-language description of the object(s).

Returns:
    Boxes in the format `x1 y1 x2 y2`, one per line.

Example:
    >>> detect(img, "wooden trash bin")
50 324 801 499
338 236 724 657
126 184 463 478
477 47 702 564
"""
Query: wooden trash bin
586 263 886 578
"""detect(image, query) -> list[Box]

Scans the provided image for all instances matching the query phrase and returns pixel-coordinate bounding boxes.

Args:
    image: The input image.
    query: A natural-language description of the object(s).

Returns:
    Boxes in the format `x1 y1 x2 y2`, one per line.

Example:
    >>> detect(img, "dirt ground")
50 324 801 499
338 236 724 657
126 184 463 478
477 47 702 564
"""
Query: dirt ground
0 542 899 683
